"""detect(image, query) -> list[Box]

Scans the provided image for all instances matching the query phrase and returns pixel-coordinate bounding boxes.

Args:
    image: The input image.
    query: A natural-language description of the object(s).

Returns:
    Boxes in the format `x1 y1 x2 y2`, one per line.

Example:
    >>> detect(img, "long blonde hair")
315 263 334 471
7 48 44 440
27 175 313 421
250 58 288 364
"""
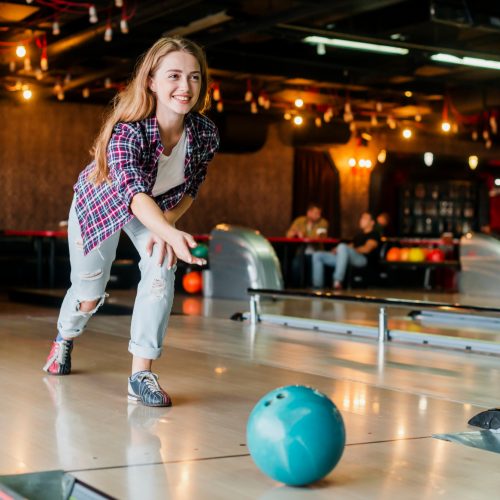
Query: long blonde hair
88 36 210 185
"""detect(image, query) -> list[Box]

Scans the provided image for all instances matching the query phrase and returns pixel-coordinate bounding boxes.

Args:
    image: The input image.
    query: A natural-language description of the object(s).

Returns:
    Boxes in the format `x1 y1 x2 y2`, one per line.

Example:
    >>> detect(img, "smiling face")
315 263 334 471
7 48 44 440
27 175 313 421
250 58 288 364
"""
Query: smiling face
149 50 202 119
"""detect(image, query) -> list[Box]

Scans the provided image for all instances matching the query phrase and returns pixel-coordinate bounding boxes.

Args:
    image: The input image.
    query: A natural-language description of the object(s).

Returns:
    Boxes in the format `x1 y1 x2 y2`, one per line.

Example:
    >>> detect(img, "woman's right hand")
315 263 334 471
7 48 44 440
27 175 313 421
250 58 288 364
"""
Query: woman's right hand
166 227 206 266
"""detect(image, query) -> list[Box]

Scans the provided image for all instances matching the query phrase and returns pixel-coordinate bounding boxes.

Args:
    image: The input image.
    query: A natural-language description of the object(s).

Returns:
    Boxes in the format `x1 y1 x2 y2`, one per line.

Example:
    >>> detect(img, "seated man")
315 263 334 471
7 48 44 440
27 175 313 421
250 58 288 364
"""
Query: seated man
312 212 380 290
286 203 329 287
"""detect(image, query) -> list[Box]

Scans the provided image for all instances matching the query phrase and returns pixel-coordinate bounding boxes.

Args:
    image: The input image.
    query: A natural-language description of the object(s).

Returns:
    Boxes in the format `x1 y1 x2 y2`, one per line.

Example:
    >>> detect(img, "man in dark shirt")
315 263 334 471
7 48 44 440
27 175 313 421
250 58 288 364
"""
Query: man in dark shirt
312 212 380 290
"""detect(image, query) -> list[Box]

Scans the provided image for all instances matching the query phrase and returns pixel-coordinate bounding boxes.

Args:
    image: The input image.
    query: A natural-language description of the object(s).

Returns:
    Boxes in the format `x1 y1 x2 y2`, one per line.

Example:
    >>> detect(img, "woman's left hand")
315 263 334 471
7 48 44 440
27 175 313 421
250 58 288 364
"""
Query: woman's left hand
146 233 176 268
165 243 177 269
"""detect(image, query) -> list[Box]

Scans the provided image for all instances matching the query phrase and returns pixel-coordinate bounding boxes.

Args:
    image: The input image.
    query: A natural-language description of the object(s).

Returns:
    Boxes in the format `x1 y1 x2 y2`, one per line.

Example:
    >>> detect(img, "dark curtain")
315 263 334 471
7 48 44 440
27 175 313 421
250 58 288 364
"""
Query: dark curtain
292 149 340 236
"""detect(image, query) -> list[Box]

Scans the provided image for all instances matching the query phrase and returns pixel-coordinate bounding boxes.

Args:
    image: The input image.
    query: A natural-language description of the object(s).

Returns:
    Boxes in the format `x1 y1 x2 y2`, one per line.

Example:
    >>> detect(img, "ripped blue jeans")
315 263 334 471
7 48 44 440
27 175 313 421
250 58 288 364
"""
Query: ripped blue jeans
57 197 175 360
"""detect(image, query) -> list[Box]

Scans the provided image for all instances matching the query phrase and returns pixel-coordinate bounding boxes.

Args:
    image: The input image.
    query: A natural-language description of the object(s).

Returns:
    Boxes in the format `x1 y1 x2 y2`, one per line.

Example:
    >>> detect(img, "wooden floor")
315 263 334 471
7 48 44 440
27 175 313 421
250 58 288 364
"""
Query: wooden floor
1 289 500 499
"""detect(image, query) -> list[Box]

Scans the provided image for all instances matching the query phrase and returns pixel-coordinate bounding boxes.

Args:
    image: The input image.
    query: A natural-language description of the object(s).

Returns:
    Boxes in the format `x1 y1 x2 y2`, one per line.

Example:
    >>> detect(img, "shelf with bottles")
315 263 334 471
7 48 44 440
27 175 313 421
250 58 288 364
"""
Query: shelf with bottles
401 216 475 236
399 180 478 237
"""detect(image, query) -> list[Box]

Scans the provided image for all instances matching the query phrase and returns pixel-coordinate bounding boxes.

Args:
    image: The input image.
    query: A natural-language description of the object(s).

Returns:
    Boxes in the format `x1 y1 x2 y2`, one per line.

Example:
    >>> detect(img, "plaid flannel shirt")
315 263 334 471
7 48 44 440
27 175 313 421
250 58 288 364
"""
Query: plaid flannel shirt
74 112 219 255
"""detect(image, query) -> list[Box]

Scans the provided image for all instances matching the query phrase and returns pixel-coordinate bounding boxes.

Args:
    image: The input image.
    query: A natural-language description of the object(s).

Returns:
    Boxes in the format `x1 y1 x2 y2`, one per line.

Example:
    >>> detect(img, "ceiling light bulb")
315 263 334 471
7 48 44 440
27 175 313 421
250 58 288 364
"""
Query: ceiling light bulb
377 149 387 163
348 158 356 167
82 87 90 98
371 114 378 126
295 98 304 108
424 152 433 167
216 101 224 112
415 114 422 122
316 43 326 55
89 5 98 24
22 88 32 100
52 21 60 36
284 111 291 120
115 0 123 7
120 18 129 34
16 45 26 58
40 55 48 71
404 90 413 97
315 117 322 127
402 128 412 139
293 115 303 126
441 121 451 132
489 116 498 134
251 101 258 114
104 25 113 42
469 155 478 170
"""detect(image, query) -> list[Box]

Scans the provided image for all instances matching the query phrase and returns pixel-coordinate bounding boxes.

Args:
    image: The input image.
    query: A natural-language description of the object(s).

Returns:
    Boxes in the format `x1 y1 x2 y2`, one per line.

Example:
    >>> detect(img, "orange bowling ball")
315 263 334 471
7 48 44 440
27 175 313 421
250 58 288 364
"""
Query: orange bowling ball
399 248 410 261
182 271 203 294
386 247 401 261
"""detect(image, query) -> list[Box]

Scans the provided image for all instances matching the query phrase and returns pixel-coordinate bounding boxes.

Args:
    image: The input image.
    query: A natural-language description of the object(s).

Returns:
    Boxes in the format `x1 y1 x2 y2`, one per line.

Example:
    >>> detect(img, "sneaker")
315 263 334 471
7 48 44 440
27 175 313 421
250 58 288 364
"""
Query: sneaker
128 371 172 407
43 339 73 375
333 280 343 290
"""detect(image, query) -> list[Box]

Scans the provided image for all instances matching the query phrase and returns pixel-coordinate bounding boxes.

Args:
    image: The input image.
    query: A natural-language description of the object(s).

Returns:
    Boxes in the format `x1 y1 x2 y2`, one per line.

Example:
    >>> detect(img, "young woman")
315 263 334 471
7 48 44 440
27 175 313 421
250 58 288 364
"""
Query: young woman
43 37 219 408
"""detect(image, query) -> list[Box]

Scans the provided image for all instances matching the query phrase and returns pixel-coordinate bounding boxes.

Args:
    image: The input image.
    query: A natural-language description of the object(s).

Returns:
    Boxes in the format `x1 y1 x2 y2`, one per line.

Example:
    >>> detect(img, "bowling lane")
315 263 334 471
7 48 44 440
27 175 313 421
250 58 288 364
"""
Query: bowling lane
72 437 500 500
0 312 489 476
16 310 500 407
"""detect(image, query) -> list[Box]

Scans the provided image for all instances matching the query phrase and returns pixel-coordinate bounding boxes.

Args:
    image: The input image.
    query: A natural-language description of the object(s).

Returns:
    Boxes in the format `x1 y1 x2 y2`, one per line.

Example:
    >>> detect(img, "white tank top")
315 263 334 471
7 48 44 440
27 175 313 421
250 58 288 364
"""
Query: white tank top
152 130 187 197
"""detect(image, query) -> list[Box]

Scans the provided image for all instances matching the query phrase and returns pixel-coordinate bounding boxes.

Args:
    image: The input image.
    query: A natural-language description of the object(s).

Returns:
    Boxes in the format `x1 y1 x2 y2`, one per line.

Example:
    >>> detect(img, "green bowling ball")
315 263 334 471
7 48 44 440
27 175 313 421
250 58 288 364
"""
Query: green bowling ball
191 243 209 259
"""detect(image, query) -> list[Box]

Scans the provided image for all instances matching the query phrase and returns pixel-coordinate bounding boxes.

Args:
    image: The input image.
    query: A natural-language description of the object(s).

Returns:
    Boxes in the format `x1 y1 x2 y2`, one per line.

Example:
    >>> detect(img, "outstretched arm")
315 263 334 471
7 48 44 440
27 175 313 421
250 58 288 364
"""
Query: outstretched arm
130 193 205 266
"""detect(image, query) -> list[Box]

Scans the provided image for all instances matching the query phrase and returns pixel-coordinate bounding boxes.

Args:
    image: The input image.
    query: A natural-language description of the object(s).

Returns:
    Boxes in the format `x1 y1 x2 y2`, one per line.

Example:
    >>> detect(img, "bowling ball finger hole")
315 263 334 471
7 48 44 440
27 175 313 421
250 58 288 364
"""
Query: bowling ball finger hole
264 400 272 406
276 393 286 399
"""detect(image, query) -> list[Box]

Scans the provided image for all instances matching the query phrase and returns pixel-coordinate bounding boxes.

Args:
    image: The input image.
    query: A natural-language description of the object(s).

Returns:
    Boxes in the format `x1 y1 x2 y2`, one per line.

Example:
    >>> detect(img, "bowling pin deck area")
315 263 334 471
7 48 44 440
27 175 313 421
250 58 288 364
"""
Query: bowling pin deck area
1 292 500 499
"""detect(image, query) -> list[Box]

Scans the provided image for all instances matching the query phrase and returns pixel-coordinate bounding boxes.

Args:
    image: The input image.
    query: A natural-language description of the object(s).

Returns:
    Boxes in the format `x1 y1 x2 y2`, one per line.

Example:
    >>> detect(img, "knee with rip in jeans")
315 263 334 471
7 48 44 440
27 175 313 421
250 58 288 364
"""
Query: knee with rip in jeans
76 268 107 312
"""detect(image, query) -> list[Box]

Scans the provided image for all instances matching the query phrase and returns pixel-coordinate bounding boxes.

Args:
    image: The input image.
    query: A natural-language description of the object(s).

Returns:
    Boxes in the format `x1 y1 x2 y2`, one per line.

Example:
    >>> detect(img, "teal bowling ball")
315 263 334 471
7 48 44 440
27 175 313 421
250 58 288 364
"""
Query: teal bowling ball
247 385 345 486
191 243 209 259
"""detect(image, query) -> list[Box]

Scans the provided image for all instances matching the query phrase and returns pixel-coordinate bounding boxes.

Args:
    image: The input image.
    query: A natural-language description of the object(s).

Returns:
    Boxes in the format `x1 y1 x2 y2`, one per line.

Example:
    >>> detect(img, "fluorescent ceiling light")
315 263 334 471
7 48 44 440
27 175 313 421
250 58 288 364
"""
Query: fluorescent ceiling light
304 35 409 55
431 53 500 70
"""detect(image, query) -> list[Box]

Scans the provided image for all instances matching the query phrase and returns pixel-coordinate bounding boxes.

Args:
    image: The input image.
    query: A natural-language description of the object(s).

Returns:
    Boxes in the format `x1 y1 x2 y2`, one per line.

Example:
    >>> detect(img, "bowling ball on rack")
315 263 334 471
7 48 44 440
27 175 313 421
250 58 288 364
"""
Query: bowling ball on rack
399 247 410 261
182 271 203 294
386 247 401 261
408 247 426 262
426 248 445 262
247 385 345 486
191 243 209 259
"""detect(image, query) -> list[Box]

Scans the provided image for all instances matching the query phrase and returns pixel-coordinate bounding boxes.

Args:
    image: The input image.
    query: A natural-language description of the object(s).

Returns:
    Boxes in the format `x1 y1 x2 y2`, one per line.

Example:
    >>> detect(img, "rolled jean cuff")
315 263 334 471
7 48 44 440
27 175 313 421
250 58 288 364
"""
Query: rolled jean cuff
128 340 163 360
